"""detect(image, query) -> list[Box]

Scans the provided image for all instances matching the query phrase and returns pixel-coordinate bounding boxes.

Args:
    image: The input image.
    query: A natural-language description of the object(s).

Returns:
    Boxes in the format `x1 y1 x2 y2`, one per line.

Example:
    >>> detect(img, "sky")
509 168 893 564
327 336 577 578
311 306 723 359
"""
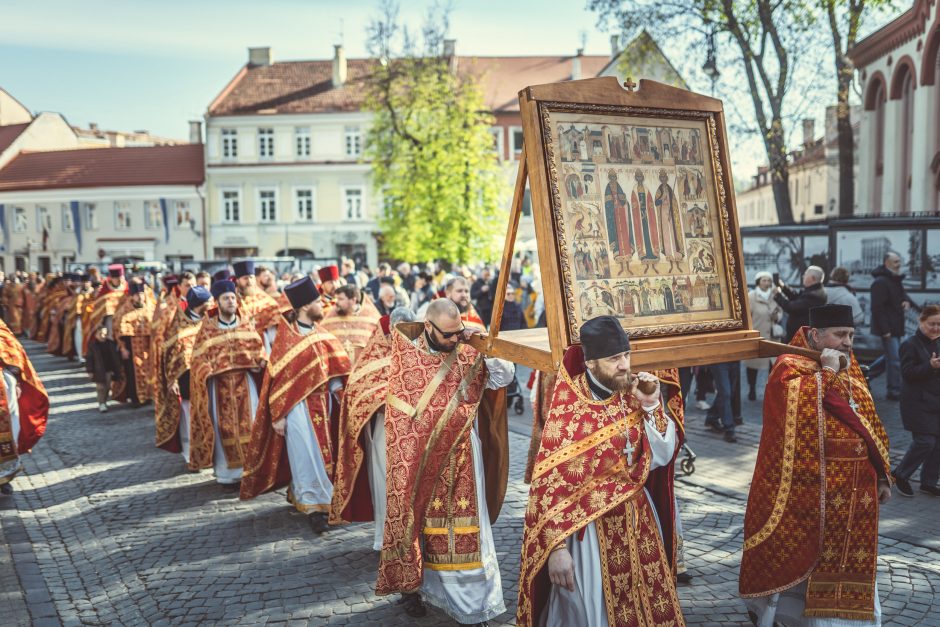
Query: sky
0 0 904 180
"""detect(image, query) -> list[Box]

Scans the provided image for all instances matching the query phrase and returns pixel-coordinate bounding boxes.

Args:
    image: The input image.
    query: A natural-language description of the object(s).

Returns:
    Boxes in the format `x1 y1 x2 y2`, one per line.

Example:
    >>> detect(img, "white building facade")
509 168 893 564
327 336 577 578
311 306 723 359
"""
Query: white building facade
850 0 940 215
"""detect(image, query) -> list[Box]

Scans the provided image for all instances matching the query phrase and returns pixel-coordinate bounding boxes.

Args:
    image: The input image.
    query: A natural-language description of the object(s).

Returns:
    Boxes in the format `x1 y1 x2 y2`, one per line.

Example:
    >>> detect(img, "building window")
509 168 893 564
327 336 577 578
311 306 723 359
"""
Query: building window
511 127 524 155
295 127 311 158
222 190 241 223
115 201 132 230
344 126 362 158
13 206 27 232
61 204 73 231
144 200 163 229
813 204 824 215
899 69 915 214
258 128 274 159
84 203 98 230
258 189 277 222
174 201 193 228
489 127 503 161
221 128 238 159
36 206 52 232
344 188 364 220
295 188 315 221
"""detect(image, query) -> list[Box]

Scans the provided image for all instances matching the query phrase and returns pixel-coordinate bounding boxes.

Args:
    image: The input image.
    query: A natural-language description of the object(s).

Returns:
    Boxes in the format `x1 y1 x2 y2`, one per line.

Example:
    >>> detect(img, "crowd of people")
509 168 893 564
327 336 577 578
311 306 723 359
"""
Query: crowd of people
0 249 933 626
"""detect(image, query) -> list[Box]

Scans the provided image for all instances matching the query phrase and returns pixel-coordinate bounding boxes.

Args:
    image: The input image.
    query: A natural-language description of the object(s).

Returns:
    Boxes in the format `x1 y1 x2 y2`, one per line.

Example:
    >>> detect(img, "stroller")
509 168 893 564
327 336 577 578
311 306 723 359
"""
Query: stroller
679 442 696 476
505 371 526 415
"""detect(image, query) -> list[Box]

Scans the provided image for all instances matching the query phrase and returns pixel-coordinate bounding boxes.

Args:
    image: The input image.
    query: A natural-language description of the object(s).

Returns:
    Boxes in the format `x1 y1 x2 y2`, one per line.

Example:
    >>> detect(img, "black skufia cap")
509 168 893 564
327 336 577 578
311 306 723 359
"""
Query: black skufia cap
809 304 855 329
285 276 320 310
580 315 631 360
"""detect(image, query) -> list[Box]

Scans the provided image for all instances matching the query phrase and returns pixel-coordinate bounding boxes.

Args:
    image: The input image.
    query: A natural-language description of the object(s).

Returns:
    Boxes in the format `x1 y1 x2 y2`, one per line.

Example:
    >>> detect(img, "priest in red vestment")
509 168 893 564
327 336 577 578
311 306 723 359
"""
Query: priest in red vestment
84 265 127 412
156 286 209 465
317 265 341 313
188 280 266 487
240 276 351 532
330 306 415 549
0 320 49 496
741 304 892 625
114 281 156 406
517 315 685 627
233 260 285 332
320 284 381 365
377 299 512 624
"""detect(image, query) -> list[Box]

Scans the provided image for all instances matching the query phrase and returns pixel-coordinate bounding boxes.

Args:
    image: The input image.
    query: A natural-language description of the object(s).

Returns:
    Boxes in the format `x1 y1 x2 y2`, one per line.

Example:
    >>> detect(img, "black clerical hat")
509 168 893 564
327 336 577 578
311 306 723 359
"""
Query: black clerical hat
210 280 236 300
186 286 211 309
128 281 145 295
232 260 254 278
809 304 855 329
285 276 320 310
580 315 630 361
212 269 232 282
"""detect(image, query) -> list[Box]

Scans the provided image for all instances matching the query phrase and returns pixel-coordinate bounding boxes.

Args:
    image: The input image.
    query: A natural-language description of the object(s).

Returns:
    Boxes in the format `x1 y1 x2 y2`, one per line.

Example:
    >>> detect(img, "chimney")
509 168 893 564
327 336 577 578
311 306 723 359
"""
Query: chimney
572 49 583 80
88 122 98 131
248 47 271 67
802 118 815 147
332 44 347 87
610 34 620 58
189 120 203 144
443 39 457 74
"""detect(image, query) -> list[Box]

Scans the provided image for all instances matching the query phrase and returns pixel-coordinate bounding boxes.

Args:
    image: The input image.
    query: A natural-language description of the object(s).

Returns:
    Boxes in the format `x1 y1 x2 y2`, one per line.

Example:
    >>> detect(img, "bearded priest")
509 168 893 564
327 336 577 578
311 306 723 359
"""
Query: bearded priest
233 260 284 332
740 304 892 625
240 276 351 533
319 284 381 366
516 315 685 627
377 298 513 625
187 280 266 487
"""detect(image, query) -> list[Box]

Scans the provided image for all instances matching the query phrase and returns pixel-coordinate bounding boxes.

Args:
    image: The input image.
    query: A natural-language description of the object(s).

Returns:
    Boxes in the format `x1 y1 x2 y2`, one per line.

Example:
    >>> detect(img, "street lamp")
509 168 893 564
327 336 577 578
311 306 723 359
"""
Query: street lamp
702 29 720 95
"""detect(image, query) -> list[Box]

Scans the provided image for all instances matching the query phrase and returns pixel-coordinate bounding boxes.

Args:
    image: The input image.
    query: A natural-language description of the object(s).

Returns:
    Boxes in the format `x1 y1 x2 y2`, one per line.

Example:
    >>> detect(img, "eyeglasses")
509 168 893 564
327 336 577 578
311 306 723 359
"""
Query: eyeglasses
428 318 465 339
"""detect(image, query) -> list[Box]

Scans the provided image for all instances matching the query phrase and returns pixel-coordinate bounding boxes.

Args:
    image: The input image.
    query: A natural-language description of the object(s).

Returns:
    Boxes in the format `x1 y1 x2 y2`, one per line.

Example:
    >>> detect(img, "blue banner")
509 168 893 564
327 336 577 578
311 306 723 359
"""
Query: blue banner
70 201 82 254
0 204 7 252
159 198 169 244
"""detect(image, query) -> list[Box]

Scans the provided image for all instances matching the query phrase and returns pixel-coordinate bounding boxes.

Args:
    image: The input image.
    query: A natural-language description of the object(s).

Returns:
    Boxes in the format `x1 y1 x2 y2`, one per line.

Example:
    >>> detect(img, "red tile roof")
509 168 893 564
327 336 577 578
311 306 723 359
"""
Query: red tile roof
0 144 205 192
207 55 611 117
0 122 30 155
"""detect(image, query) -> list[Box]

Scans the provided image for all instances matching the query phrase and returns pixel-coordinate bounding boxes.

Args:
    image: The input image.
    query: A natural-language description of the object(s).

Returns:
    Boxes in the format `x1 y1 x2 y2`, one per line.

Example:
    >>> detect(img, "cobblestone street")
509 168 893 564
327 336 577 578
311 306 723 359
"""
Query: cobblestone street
2 342 939 626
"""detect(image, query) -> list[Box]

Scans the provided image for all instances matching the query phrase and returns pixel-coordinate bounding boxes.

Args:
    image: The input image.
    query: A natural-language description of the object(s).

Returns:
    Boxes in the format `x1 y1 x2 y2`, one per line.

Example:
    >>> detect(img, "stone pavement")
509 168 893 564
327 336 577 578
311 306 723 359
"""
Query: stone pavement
0 345 937 626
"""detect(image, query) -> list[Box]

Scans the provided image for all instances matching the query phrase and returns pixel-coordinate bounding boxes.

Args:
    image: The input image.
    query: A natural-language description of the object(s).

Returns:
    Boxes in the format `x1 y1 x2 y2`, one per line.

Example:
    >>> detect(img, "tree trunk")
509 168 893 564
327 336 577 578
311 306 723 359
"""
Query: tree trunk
835 55 855 218
766 118 795 224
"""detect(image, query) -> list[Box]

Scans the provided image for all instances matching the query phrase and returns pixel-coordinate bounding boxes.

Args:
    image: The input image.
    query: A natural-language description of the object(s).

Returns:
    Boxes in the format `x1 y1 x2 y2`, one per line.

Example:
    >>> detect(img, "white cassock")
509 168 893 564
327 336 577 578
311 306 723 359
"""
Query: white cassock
264 323 339 512
541 372 678 627
0 369 22 482
418 354 515 625
365 408 387 551
74 319 85 364
206 317 260 485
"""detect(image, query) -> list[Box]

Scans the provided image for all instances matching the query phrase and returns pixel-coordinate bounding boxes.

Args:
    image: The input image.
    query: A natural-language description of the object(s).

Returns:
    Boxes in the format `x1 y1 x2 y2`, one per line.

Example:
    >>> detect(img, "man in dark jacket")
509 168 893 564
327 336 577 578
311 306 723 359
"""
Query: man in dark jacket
773 266 827 341
870 251 915 400
470 267 495 327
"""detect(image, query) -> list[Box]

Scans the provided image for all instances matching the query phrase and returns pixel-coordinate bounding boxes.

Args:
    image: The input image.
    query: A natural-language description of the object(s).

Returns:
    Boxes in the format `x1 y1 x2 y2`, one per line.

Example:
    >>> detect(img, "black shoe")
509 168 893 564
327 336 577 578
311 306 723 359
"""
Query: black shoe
220 481 241 491
723 431 738 443
734 416 744 426
676 571 693 585
704 420 723 433
308 511 329 534
893 472 914 497
399 592 427 618
919 485 940 496
748 389 756 401
0 483 13 496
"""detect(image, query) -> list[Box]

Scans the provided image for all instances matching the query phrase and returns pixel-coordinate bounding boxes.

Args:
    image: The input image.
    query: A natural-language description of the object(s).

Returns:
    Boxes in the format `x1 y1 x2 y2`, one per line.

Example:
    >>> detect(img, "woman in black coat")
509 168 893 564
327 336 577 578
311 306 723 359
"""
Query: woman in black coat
892 304 940 497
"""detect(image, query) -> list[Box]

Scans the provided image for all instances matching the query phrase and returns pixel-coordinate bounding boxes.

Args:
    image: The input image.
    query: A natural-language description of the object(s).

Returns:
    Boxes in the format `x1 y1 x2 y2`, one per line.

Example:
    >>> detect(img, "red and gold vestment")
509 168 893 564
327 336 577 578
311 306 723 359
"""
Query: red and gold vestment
516 347 685 627
2 282 24 335
60 290 92 359
154 309 202 453
524 370 557 484
740 327 891 621
149 291 182 411
45 291 73 356
187 315 266 472
376 323 508 596
0 320 49 483
319 300 381 366
238 288 287 332
330 316 393 524
114 293 157 403
81 281 126 356
240 318 350 504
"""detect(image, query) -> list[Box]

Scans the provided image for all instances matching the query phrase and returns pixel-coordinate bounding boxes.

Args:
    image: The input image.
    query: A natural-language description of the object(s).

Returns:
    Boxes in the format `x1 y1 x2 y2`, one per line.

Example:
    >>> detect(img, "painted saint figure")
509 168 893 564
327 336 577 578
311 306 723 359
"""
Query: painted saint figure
654 169 685 272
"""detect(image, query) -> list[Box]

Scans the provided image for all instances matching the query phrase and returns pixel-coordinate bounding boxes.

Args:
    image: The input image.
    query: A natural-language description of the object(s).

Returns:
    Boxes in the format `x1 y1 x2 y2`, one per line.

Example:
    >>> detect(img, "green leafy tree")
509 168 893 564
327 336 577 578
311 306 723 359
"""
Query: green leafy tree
364 1 505 264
